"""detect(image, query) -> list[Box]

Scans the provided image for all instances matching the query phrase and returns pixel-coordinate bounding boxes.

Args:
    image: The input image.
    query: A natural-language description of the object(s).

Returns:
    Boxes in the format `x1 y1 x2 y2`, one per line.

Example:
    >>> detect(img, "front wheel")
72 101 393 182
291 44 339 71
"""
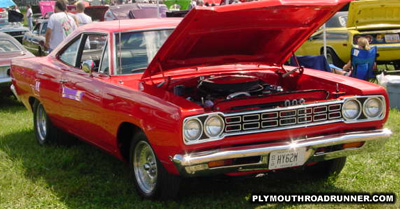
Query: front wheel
326 48 345 68
130 132 181 200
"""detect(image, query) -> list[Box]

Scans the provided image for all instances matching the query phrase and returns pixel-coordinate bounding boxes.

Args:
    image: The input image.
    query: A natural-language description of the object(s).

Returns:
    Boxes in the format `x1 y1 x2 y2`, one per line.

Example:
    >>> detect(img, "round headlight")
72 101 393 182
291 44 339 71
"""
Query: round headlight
204 115 224 138
342 99 361 120
183 118 202 142
364 98 383 118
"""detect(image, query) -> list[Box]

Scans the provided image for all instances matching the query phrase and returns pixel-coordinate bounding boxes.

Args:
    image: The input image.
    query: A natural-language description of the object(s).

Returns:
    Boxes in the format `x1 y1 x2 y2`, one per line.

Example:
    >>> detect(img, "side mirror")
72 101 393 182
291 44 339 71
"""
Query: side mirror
81 60 96 74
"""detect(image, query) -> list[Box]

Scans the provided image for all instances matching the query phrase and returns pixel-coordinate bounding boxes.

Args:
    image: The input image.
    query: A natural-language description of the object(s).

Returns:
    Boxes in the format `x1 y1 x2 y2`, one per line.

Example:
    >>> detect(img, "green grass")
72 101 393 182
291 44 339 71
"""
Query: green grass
0 96 399 209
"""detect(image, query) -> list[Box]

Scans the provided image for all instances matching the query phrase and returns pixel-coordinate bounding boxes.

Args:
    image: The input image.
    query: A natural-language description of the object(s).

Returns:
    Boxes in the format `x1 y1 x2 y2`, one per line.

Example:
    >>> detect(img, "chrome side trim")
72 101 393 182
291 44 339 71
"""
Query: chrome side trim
375 45 400 50
172 129 392 176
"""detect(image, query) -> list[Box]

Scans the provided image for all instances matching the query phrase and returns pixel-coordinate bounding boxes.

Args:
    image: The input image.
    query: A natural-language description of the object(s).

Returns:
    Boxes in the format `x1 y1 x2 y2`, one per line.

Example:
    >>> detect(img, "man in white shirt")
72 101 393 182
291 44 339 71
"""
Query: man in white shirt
75 2 92 26
45 0 77 52
26 5 33 30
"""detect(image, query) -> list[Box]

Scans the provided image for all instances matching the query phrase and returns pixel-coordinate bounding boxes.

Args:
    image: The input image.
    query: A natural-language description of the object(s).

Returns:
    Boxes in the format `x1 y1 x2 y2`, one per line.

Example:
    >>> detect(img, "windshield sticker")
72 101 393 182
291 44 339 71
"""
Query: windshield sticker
62 87 84 101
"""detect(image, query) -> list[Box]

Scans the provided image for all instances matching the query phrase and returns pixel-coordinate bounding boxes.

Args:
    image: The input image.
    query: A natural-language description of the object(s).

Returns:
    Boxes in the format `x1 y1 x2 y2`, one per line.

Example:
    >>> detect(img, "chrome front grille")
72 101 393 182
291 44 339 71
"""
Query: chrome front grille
224 102 343 135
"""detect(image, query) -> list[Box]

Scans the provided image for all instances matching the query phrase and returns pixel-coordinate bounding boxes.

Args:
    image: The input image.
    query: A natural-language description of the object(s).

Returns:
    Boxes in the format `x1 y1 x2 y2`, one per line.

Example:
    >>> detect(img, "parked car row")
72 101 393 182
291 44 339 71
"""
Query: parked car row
9 0 392 200
0 8 29 43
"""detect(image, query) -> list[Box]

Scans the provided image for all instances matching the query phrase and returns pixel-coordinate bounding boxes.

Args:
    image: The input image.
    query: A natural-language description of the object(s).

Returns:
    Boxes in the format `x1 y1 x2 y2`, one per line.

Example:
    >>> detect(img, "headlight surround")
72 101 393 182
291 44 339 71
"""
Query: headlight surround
204 115 224 138
342 99 362 120
183 118 203 142
363 97 384 119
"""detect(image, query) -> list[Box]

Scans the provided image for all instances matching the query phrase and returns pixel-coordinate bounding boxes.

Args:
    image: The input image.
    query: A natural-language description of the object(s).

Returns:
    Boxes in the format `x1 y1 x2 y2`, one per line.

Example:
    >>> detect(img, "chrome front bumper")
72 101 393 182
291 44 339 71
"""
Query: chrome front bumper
10 84 20 101
172 129 392 176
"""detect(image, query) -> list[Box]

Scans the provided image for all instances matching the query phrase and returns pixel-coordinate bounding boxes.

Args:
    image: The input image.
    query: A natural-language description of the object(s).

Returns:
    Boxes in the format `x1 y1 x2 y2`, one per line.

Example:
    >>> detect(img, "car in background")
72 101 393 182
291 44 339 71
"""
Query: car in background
0 32 34 95
104 3 167 21
23 19 48 56
11 0 391 200
296 0 400 69
67 5 109 22
0 9 29 43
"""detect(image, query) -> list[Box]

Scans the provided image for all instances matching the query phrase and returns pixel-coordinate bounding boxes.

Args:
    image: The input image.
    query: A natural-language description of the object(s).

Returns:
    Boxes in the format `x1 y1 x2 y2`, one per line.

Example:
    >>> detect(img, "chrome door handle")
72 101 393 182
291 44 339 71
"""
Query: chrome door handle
60 79 69 84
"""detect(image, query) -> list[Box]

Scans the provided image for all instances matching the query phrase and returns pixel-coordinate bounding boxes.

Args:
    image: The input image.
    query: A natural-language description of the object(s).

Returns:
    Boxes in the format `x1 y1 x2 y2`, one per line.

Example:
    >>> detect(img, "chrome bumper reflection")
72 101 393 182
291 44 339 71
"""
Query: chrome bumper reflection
172 129 392 176
10 84 20 101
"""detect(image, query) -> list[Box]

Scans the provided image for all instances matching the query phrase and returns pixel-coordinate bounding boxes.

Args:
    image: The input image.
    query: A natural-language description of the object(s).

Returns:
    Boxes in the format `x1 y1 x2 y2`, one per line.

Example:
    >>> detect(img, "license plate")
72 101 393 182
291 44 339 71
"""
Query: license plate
268 147 306 170
385 34 400 43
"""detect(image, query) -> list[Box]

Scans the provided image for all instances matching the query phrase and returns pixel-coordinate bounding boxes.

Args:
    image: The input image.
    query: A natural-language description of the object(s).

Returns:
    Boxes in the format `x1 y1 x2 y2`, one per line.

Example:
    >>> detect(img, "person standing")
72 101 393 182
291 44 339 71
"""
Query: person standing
45 0 77 52
26 5 33 31
75 2 92 26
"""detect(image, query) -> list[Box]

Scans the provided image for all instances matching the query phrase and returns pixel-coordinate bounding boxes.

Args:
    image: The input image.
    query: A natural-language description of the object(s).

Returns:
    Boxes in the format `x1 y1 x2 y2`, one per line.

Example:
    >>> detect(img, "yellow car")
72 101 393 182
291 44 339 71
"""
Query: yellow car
296 0 400 69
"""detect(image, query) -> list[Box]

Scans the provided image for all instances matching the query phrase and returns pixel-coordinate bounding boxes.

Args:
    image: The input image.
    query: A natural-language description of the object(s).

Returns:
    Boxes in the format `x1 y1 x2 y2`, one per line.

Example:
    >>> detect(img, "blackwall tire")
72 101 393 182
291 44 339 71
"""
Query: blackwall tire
33 100 55 145
305 157 347 180
130 132 181 200
326 48 345 68
33 100 71 145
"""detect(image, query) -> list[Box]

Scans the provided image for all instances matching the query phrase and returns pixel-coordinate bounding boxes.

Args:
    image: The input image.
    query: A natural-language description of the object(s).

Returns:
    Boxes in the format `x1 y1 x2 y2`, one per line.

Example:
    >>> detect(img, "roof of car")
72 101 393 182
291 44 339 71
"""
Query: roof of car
0 32 15 39
77 18 182 33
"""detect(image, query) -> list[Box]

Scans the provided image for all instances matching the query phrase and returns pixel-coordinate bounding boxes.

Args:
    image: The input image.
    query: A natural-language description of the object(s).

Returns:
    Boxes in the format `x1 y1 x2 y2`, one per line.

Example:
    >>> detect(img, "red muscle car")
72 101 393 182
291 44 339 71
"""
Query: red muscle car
11 0 392 200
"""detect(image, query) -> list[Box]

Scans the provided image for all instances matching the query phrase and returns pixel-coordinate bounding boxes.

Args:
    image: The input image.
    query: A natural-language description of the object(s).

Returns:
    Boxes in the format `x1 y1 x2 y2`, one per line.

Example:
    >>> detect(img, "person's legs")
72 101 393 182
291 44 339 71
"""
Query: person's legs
28 17 33 31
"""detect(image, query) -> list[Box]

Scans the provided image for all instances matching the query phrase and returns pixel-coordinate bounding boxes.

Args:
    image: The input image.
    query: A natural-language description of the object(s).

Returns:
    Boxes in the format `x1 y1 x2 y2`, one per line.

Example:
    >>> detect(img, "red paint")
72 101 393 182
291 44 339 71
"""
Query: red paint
11 0 389 177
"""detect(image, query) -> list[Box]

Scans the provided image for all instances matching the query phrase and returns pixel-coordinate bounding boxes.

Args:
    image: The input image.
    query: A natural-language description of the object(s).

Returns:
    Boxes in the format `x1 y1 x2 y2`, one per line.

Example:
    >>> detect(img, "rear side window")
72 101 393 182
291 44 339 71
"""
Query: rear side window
0 39 20 52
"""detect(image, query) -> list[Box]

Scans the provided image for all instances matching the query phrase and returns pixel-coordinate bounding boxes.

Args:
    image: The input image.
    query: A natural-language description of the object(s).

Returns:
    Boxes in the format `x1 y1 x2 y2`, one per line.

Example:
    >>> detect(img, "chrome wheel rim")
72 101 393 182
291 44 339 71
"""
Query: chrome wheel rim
133 141 157 194
36 103 47 142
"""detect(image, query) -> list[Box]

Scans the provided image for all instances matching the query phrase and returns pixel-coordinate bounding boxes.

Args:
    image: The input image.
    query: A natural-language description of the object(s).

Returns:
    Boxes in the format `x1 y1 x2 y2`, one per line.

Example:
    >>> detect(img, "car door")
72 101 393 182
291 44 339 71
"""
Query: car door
58 32 112 150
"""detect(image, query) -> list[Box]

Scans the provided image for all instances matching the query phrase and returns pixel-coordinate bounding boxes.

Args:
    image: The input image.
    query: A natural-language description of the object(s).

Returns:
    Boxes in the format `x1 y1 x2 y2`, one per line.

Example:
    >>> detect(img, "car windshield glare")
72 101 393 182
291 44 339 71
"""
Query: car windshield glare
115 29 173 75
0 40 20 52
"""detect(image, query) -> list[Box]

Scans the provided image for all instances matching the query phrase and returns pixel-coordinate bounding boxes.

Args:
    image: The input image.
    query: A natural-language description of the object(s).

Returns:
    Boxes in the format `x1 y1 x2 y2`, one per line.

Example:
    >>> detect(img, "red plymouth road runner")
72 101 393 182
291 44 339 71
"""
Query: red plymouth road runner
11 0 392 199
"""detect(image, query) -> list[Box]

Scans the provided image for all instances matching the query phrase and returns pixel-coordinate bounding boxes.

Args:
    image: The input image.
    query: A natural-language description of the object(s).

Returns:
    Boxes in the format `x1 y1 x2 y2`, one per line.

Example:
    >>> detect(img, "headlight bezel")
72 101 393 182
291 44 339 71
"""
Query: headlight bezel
363 97 384 119
342 99 362 121
183 118 203 143
183 113 225 145
203 115 225 138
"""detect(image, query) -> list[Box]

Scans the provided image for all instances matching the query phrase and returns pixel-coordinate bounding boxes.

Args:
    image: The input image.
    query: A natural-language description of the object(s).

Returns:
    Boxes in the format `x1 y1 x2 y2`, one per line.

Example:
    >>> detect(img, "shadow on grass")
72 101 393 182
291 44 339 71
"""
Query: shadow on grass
0 95 24 108
1 128 354 209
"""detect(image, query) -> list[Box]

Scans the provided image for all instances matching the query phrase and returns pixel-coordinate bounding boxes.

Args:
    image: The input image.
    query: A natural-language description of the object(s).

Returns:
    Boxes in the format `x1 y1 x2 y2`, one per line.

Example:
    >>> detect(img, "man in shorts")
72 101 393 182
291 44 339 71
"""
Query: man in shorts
45 0 77 52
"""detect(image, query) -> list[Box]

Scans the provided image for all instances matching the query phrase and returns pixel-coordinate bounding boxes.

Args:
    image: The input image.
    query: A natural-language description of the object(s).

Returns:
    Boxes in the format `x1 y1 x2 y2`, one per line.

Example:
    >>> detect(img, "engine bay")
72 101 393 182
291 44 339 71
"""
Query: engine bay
167 72 331 112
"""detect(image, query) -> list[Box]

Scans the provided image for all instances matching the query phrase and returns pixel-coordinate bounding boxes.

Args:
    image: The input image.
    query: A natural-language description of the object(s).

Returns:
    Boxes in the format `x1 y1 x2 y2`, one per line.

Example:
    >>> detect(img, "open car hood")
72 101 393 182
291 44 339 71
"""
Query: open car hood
143 0 351 78
347 0 400 28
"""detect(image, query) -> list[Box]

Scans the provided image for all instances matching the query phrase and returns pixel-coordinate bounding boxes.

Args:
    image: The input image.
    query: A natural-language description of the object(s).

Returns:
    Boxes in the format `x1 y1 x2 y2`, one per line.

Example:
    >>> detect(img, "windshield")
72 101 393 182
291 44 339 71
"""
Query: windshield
0 39 20 52
326 12 348 28
115 29 173 75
